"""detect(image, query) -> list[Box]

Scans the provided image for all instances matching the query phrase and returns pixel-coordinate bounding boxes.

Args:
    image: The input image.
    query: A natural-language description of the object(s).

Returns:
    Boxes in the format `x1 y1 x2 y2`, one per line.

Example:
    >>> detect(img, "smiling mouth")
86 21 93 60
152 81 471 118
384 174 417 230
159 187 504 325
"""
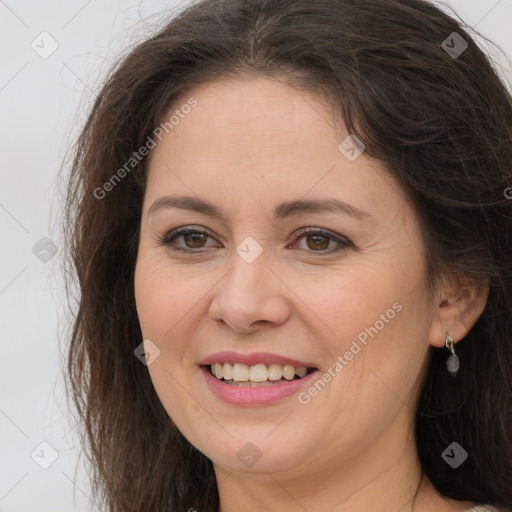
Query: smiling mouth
205 363 317 387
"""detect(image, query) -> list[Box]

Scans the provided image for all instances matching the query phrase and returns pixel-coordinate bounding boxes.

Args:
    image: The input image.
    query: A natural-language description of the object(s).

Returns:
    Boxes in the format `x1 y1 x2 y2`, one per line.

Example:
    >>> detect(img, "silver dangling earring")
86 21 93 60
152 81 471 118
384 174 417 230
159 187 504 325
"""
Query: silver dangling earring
445 333 459 377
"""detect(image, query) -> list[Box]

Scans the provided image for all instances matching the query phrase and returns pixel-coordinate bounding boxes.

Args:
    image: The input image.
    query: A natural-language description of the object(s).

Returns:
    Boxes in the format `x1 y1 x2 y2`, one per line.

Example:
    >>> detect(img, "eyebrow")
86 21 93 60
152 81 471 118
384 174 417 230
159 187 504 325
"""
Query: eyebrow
148 195 371 222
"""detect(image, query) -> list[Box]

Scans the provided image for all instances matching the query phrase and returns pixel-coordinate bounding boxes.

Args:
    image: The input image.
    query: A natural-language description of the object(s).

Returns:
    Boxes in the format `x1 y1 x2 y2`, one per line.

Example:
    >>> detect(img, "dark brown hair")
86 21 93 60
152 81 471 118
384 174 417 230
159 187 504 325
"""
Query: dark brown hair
62 0 512 510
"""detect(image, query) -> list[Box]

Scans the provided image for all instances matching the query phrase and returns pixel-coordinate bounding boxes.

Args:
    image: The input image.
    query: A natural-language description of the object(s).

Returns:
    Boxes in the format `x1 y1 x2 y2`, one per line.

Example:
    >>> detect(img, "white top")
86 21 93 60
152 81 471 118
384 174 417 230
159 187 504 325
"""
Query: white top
464 506 498 512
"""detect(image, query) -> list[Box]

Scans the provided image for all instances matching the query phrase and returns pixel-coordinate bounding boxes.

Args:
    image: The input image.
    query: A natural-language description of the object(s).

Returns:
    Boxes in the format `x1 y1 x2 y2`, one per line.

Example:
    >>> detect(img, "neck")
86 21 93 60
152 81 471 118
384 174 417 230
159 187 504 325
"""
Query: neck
214 407 474 512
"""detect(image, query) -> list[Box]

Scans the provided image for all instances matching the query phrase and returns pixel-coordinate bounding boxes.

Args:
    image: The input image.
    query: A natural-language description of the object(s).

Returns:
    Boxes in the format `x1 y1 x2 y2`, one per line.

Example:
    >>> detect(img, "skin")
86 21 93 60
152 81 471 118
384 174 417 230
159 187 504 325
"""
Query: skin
134 76 488 512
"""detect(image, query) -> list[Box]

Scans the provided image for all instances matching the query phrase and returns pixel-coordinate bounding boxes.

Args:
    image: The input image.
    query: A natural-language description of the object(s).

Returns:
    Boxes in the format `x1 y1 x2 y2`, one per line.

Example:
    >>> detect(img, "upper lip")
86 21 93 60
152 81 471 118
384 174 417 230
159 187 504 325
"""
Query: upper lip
198 351 317 368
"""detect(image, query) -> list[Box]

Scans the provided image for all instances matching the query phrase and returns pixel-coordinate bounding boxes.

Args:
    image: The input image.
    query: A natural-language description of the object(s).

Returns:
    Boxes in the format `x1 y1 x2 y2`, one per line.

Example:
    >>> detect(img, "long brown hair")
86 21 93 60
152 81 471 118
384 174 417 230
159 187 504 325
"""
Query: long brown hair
62 0 512 510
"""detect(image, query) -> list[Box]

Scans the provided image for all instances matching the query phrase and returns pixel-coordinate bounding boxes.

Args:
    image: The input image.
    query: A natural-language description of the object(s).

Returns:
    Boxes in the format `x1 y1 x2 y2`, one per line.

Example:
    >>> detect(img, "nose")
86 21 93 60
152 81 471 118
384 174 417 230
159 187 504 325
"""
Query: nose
208 249 291 333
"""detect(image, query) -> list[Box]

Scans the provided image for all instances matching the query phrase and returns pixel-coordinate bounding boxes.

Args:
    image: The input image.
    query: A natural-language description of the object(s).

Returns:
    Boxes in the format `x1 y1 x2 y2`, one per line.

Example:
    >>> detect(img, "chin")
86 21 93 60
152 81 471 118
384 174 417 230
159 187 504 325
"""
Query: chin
187 428 314 474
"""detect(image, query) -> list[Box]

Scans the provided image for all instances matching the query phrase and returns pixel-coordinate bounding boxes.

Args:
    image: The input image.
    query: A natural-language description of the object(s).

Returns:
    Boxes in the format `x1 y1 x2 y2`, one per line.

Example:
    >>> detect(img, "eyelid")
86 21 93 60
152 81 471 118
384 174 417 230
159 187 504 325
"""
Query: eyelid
293 226 349 242
290 226 352 252
159 225 219 248
158 225 352 253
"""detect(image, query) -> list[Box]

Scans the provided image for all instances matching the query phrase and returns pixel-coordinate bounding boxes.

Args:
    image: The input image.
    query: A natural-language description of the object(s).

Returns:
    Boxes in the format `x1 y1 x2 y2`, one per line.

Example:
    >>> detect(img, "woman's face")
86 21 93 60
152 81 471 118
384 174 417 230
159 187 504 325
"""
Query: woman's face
134 77 436 479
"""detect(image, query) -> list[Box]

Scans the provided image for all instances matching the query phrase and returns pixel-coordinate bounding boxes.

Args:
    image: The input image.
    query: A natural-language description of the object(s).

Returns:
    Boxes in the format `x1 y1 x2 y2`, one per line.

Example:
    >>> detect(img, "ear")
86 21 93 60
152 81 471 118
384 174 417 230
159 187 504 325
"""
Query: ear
428 274 489 348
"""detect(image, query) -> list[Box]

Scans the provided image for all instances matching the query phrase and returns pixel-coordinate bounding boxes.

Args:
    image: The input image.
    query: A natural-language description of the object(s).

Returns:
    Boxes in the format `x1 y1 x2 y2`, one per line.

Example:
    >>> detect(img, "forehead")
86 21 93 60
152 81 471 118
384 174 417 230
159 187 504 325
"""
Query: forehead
144 77 405 224
150 77 339 163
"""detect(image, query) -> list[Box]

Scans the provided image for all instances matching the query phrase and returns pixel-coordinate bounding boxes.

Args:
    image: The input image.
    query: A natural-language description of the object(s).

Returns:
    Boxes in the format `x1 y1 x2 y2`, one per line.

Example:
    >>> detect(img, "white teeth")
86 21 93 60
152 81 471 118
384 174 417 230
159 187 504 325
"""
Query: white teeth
232 363 249 382
222 363 233 380
214 362 223 379
295 366 307 378
282 365 295 380
268 364 283 381
249 364 268 382
209 362 311 383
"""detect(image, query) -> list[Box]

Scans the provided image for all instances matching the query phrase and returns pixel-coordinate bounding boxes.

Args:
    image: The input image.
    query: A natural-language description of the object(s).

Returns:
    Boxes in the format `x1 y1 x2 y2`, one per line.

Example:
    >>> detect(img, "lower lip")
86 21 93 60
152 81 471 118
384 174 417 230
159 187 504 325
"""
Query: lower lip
200 366 318 406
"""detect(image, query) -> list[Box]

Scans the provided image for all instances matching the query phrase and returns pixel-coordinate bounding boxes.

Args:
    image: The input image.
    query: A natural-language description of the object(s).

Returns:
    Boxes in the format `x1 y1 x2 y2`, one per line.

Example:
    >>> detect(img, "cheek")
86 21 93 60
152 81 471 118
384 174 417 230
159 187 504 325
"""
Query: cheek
134 252 218 379
300 264 405 345
303 257 429 392
134 254 197 340
134 257 203 434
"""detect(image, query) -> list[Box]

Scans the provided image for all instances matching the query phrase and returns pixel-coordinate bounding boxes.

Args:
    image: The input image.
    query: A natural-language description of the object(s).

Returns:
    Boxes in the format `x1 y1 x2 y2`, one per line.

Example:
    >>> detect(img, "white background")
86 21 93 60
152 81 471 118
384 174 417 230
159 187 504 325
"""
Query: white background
1 1 511 511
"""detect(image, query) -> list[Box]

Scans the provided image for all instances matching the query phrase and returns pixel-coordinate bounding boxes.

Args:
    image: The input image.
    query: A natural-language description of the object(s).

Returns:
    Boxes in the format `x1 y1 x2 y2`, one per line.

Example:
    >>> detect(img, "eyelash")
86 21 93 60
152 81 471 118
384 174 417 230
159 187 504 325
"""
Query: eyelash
157 226 352 255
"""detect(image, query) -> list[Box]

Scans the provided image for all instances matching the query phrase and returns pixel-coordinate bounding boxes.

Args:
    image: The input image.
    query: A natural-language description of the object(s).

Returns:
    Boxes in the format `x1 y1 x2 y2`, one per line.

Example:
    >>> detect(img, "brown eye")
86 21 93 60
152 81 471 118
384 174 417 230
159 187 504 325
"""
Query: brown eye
291 227 351 254
160 226 351 255
161 227 217 252
183 232 208 248
304 234 330 251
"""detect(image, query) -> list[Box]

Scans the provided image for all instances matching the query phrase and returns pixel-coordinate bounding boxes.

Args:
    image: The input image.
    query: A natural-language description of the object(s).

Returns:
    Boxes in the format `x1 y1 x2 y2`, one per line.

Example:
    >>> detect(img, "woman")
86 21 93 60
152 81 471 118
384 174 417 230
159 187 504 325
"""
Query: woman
62 0 512 510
